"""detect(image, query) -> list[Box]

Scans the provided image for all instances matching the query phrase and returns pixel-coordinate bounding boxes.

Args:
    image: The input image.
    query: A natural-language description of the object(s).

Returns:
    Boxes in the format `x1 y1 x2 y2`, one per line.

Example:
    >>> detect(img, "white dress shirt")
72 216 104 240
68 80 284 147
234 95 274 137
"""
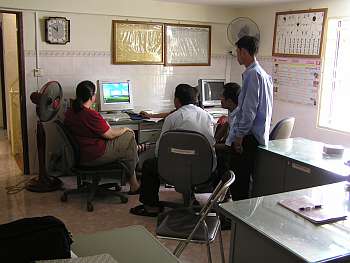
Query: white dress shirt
155 104 216 169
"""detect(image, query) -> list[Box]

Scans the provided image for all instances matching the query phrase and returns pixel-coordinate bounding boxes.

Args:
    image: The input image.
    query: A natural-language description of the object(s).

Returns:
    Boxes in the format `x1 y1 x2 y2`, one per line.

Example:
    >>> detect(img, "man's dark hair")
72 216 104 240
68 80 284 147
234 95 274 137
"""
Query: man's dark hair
235 36 259 56
175 84 197 106
223 82 241 105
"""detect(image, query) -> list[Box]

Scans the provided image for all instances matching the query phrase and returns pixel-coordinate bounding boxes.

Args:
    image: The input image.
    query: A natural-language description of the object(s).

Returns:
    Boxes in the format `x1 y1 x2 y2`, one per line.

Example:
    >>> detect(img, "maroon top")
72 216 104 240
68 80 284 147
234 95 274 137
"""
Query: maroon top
64 107 110 163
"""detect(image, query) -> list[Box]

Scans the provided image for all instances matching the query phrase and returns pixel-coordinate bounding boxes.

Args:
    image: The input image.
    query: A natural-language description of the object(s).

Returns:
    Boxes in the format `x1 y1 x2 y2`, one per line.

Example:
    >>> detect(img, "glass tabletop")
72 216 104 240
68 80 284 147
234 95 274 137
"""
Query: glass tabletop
259 138 350 177
220 182 350 262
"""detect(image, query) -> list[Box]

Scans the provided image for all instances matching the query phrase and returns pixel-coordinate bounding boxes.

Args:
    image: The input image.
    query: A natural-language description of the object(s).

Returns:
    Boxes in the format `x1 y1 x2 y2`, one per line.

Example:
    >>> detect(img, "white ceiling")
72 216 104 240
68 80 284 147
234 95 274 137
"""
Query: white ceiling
157 0 307 7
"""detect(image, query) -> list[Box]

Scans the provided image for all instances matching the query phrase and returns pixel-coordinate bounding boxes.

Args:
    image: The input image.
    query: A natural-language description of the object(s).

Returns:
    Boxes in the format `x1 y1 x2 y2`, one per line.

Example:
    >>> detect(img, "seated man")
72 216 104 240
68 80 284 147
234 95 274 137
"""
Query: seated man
214 83 241 186
130 84 215 217
215 82 241 146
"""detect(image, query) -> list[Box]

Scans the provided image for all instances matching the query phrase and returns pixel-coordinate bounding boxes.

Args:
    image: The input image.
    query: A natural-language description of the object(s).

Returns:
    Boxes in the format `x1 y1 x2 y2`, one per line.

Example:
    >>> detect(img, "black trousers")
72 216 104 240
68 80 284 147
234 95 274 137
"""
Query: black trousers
214 146 231 188
229 135 259 201
139 157 160 206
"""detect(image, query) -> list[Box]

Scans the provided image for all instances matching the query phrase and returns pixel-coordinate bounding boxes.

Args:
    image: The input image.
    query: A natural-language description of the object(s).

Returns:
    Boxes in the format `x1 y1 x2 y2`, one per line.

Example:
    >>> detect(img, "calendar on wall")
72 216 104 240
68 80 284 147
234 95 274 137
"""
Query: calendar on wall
272 8 327 58
272 57 321 106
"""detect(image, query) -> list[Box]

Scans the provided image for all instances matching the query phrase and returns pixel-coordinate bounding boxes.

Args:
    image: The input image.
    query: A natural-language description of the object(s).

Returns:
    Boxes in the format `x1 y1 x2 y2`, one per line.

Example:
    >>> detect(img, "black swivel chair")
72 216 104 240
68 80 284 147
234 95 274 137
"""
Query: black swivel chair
54 120 128 212
269 117 295 140
157 130 216 207
155 130 235 263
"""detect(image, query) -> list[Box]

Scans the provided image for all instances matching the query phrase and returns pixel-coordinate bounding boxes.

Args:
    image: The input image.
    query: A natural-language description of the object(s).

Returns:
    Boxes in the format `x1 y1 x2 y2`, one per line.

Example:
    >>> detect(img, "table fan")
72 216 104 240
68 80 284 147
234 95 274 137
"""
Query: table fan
25 81 63 192
227 17 260 48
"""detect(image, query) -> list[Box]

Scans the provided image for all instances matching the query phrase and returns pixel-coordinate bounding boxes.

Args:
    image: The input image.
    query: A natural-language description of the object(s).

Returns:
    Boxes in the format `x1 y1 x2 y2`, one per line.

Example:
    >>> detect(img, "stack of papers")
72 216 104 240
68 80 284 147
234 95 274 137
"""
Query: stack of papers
143 118 164 123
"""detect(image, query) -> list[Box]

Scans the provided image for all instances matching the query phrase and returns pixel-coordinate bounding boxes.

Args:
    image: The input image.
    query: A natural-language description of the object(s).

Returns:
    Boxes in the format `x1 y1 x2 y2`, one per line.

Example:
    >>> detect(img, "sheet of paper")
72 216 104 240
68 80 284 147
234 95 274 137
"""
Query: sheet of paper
272 57 321 106
143 118 164 123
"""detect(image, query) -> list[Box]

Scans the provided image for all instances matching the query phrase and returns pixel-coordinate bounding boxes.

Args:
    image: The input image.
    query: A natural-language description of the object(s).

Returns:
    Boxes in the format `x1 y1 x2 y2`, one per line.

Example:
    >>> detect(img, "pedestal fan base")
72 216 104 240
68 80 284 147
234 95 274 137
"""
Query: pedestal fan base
25 176 63 192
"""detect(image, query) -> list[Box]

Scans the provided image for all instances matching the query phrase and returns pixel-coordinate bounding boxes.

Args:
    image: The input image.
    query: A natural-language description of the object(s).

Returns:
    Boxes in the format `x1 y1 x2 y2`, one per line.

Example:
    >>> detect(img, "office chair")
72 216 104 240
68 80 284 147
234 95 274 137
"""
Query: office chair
156 170 235 263
269 117 295 140
157 130 216 208
54 120 128 212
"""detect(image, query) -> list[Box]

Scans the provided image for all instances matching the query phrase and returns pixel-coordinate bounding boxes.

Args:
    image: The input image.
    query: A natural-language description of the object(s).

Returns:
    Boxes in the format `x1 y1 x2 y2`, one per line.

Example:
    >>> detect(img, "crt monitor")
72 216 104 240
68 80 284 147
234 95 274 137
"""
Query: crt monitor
198 79 225 107
98 80 133 112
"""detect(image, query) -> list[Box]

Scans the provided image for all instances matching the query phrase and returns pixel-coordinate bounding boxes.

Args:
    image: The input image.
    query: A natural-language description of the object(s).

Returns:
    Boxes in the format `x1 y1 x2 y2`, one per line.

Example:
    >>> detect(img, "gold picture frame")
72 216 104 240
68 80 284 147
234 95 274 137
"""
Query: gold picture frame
112 20 164 64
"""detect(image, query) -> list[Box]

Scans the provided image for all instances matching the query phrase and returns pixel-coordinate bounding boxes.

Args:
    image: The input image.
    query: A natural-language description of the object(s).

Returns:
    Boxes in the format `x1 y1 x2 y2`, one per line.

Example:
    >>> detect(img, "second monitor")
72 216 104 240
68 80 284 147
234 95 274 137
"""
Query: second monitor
198 79 225 108
98 80 133 112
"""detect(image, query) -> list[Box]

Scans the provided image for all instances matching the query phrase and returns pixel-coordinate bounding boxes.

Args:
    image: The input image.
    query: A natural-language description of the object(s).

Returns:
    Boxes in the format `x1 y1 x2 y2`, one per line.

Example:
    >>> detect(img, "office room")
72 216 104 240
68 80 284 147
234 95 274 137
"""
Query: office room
0 0 349 262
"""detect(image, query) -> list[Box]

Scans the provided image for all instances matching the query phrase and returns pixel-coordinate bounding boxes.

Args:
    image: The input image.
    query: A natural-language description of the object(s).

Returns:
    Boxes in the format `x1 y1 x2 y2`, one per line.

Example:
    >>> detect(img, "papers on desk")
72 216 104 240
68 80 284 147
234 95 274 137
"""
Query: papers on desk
36 253 118 263
143 118 164 123
323 144 344 157
278 196 347 225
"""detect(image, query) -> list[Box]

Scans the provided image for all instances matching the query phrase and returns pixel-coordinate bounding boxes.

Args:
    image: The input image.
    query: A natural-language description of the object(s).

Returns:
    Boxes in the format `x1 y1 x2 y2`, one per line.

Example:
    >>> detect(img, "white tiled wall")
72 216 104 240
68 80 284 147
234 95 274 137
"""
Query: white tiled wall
25 50 232 174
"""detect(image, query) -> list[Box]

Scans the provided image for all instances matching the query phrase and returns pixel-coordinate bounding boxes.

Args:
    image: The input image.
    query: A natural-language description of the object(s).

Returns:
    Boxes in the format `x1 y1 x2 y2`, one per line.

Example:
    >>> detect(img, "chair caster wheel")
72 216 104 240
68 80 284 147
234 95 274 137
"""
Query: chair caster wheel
121 197 128 203
87 202 94 212
61 194 67 202
115 184 121 192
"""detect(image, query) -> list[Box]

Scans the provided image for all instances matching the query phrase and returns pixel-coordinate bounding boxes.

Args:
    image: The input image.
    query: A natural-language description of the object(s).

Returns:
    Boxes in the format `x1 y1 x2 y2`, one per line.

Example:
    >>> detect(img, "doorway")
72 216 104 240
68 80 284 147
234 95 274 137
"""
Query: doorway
0 11 29 175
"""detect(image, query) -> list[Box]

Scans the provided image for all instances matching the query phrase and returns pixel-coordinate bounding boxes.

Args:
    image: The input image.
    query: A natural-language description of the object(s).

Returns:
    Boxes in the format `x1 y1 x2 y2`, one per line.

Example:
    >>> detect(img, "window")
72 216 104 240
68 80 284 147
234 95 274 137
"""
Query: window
318 18 350 133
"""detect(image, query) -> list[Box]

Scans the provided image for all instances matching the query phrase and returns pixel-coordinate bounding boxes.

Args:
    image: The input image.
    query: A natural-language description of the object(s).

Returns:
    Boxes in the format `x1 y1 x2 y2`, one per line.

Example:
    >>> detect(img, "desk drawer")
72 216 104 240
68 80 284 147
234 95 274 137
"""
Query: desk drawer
110 123 139 130
139 122 163 130
139 130 161 144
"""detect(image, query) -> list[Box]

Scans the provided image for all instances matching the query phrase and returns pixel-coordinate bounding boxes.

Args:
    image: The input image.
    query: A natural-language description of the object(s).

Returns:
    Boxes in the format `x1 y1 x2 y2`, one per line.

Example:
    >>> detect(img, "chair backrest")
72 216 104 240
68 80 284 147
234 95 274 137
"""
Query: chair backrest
269 117 295 140
157 130 213 195
54 119 80 169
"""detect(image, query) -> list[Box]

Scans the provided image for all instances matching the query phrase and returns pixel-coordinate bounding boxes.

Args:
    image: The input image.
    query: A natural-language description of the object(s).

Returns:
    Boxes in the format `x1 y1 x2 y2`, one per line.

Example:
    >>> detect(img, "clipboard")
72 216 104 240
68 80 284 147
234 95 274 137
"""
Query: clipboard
278 196 347 225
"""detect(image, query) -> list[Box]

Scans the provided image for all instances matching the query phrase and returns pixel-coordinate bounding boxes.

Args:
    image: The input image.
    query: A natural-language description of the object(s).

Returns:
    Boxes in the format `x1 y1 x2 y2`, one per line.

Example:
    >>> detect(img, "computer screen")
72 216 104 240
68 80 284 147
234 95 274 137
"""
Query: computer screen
198 79 225 107
98 80 133 112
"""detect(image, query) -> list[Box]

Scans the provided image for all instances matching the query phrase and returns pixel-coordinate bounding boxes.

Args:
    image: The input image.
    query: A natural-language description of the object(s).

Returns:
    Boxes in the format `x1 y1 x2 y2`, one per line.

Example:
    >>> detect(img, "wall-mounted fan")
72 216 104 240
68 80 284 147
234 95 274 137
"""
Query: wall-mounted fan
227 17 260 47
26 81 63 192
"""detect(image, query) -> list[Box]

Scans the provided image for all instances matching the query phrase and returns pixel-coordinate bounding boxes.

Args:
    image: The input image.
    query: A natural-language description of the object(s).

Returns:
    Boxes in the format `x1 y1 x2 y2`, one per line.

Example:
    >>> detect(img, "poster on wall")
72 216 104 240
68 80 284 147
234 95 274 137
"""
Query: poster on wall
112 20 164 64
165 24 211 66
272 8 327 58
272 57 321 106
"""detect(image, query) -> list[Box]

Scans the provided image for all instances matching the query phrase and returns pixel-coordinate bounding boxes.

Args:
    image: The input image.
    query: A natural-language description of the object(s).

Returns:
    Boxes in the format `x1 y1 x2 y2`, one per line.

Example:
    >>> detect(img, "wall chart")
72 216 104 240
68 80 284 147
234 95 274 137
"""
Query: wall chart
272 9 327 58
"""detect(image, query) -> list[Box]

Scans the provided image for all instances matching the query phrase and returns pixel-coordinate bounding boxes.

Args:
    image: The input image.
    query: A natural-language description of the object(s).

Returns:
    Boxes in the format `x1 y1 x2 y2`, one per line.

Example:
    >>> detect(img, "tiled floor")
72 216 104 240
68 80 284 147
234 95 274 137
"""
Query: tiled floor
0 135 232 263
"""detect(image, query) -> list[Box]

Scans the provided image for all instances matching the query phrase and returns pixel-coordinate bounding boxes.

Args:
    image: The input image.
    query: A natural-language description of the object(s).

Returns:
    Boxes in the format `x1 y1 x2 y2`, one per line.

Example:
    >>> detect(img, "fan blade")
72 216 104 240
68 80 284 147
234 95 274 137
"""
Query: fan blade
37 81 63 122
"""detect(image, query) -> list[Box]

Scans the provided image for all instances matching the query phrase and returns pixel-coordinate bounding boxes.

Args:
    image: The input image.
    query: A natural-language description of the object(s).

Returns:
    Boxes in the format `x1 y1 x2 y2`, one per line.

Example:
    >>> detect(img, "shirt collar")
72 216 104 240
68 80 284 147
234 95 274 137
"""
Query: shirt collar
228 108 238 117
180 104 195 109
243 60 258 75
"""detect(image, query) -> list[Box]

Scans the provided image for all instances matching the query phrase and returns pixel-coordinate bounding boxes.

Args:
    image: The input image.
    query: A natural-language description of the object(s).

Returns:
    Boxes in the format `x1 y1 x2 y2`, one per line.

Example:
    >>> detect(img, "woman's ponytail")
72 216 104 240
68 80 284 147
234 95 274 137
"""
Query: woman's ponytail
72 97 83 113
72 80 96 113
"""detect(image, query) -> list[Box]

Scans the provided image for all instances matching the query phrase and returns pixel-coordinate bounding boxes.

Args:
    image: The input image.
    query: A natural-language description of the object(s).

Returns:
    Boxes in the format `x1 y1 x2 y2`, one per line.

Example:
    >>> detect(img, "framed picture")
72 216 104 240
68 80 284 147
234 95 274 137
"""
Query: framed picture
165 24 211 66
112 20 164 64
272 8 327 58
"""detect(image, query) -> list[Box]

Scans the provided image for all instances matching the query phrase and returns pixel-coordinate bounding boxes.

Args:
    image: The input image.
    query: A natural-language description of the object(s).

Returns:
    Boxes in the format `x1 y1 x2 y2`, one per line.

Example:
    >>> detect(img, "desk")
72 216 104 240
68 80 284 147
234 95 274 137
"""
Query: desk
71 225 181 263
108 119 163 144
253 138 350 197
219 182 350 263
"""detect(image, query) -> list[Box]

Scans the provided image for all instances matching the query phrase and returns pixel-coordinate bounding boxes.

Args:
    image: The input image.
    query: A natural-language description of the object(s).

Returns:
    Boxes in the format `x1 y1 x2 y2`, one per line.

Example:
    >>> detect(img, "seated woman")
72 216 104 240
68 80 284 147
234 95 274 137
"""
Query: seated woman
64 80 140 194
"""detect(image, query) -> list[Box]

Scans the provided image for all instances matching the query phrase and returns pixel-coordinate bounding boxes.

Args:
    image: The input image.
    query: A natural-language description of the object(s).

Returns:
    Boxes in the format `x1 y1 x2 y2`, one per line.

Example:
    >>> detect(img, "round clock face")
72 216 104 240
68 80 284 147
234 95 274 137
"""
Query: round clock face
46 17 70 44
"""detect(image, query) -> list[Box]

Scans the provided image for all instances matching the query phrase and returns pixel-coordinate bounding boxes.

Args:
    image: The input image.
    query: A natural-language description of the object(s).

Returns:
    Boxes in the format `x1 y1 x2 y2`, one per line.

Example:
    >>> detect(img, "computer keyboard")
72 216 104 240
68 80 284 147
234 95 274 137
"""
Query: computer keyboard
101 112 130 121
205 107 227 118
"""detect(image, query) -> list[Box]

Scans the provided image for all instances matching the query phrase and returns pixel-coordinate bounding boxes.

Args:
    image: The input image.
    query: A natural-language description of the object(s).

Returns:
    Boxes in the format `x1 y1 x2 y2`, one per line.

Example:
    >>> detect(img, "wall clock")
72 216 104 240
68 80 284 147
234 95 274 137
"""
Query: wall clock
45 17 70 44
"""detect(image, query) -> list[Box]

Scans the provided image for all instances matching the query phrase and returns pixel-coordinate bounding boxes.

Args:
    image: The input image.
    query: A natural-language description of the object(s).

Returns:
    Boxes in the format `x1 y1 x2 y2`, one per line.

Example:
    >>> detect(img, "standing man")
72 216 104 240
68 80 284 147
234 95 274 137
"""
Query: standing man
228 36 273 200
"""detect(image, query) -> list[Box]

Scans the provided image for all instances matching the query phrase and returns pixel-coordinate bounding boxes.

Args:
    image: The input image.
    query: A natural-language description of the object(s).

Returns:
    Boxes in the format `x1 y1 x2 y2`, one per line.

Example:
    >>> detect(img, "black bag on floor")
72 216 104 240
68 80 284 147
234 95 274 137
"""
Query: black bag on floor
0 216 73 262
